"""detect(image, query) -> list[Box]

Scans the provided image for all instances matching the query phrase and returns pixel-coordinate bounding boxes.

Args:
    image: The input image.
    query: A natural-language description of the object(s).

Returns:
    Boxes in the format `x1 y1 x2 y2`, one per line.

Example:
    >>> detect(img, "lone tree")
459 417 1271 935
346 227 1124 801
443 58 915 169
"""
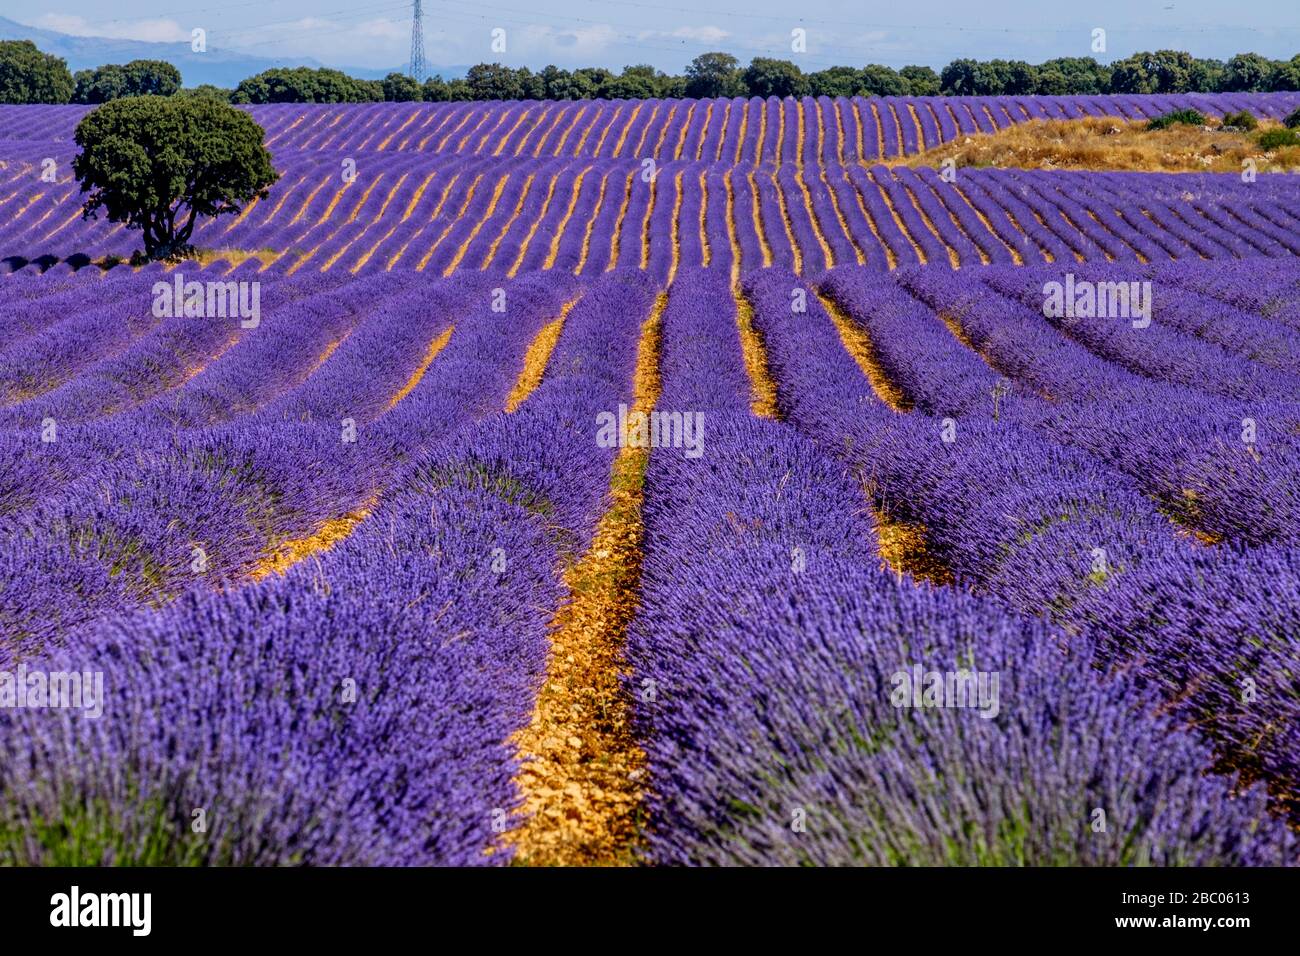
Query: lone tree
684 53 744 98
72 95 278 262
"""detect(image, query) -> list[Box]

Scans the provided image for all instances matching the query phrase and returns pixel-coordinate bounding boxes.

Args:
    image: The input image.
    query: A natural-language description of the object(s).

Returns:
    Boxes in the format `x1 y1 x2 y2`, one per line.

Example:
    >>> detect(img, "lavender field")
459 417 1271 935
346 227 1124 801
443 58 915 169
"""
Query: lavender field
1 92 1299 867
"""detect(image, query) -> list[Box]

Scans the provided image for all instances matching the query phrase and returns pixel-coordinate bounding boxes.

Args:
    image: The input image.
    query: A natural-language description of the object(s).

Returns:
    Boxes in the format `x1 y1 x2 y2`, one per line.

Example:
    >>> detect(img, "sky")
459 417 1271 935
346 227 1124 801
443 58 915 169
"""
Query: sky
10 0 1300 74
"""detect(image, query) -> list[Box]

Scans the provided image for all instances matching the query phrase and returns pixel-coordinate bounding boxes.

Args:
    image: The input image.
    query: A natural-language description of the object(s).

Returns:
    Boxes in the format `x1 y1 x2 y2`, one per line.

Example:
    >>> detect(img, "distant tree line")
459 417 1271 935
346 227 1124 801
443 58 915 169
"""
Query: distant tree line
5 39 1300 105
72 60 182 103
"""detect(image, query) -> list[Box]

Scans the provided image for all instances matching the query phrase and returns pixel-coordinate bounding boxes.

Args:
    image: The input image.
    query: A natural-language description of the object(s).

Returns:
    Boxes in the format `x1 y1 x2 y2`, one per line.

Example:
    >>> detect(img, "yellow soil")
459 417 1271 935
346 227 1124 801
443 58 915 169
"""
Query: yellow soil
698 171 711 267
178 335 240 384
667 170 684 283
747 170 773 267
733 285 780 419
504 292 666 867
573 171 609 275
540 167 590 271
249 497 377 581
873 508 955 585
898 116 1300 173
639 171 657 270
192 247 280 269
723 173 742 283
816 291 911 412
442 174 510 276
606 170 635 270
385 325 453 410
870 172 928 265
504 301 576 412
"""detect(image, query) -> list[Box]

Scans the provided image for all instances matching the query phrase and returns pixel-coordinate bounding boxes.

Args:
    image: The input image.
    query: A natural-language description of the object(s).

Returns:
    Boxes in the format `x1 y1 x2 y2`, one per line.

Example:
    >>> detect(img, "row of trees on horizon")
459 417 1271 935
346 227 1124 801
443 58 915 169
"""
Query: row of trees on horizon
5 40 1300 106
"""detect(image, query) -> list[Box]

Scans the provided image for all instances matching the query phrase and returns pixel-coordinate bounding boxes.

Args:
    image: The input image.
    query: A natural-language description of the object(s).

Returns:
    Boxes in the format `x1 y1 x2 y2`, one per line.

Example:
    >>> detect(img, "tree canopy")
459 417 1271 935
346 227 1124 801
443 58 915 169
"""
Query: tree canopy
231 67 382 104
743 58 809 99
72 96 279 261
73 60 182 104
684 53 745 98
0 40 73 104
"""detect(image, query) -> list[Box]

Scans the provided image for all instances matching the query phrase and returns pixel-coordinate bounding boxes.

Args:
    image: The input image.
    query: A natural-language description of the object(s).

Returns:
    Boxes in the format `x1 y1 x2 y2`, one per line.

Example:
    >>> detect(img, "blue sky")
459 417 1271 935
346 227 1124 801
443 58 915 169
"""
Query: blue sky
12 0 1300 73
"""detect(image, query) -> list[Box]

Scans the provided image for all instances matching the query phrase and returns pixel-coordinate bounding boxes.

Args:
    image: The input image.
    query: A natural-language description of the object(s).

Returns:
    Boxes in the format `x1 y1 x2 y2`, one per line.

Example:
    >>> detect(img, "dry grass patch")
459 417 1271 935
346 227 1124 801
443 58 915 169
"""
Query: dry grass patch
192 247 281 268
897 116 1300 173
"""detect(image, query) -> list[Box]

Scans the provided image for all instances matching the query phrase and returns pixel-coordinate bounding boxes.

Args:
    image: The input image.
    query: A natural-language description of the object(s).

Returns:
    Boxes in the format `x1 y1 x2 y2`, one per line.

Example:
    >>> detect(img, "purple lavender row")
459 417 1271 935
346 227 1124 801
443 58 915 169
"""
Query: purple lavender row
820 267 1003 416
979 170 1115 262
744 267 1300 826
775 166 827 272
612 164 653 271
822 168 890 270
899 166 1011 265
903 264 1300 548
1100 194 1233 261
0 411 386 661
128 271 392 429
365 271 580 459
1040 176 1175 263
0 272 576 659
0 274 411 571
676 169 706 272
573 167 626 275
1181 193 1295 258
0 278 168 406
757 266 1185 612
754 169 795 270
1153 257 1300 333
0 265 145 344
1071 543 1300 824
724 170 765 271
0 471 564 864
511 163 590 274
875 99 903 157
26 268 652 866
455 172 536 271
801 169 860 268
643 168 680 281
9 149 1300 275
538 166 609 274
1102 264 1300 372
628 266 1289 864
981 265 1300 402
9 92 1300 159
858 166 949 267
1063 177 1191 261
0 269 343 427
0 272 361 523
255 272 493 426
1017 174 1147 262
941 173 1049 265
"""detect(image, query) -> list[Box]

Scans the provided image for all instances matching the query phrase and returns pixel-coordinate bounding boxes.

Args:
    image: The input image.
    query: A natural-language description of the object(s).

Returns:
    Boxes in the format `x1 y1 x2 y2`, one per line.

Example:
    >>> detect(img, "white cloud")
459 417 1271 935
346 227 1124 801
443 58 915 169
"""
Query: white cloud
666 26 730 44
354 19 408 41
32 15 189 43
216 16 409 63
511 24 621 57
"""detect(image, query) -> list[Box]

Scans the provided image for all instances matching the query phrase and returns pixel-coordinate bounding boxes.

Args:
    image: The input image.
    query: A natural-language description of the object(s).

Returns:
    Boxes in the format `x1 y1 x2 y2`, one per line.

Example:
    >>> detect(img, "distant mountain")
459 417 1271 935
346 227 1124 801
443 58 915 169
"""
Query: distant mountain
0 16 457 88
